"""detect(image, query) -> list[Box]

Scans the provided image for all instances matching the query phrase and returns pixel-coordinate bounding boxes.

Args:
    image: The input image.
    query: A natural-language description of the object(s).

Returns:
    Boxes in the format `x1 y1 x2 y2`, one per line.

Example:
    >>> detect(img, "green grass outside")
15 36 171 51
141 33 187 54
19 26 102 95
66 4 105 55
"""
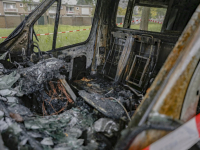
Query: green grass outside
0 23 162 52
0 25 91 52
0 28 15 44
34 25 91 51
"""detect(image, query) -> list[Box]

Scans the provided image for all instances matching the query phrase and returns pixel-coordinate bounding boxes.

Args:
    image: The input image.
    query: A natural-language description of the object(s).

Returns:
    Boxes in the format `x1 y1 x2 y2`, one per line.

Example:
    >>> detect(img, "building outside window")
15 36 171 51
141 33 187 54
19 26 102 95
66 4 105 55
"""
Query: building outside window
67 7 74 15
28 4 37 11
3 2 18 13
82 7 89 15
49 6 57 13
3 3 16 9
69 7 74 12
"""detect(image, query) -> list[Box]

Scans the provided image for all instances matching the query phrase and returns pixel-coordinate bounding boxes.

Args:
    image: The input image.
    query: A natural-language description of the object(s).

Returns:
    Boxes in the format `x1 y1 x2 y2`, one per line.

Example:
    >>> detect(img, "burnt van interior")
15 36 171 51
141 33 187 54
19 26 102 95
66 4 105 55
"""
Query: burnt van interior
0 0 199 149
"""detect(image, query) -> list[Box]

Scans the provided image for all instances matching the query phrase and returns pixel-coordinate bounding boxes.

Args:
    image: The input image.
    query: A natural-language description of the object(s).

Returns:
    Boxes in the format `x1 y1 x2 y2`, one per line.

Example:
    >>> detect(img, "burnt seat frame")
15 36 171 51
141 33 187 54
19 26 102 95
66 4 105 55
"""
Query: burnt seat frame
73 32 161 118
101 32 161 93
72 32 137 118
101 32 135 83
123 34 161 94
74 32 161 93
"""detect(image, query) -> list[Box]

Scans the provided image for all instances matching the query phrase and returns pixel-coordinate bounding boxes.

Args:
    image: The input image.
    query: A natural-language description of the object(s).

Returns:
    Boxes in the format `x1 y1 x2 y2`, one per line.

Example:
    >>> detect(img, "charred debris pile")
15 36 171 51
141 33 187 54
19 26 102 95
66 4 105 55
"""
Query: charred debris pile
0 52 142 150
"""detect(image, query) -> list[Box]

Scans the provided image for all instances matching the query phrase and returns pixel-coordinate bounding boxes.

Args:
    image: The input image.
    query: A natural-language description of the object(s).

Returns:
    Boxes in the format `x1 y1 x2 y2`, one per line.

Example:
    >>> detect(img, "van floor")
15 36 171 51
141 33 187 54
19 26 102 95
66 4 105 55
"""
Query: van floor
72 75 141 119
0 94 123 150
0 57 139 150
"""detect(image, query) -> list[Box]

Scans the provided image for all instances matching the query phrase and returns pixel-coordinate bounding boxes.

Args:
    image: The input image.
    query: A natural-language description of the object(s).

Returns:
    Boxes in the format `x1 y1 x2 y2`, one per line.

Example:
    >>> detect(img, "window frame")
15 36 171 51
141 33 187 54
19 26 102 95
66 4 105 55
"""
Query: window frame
69 7 74 12
130 5 167 32
3 2 17 9
19 3 23 7
28 4 38 11
30 0 97 52
53 3 98 51
30 0 59 52
115 0 168 33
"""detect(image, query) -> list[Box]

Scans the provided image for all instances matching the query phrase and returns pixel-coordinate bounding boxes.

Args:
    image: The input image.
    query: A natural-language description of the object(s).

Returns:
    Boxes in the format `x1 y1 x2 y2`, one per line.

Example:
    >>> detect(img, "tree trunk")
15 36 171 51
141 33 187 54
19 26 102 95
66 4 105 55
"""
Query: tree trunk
44 12 48 25
140 7 150 31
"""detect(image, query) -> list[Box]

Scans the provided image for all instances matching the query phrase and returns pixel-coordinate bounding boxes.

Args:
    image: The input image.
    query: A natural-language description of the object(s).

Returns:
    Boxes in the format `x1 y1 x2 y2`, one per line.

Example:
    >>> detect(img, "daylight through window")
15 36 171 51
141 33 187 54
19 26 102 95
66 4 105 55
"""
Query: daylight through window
116 0 167 32
56 0 96 49
131 6 167 32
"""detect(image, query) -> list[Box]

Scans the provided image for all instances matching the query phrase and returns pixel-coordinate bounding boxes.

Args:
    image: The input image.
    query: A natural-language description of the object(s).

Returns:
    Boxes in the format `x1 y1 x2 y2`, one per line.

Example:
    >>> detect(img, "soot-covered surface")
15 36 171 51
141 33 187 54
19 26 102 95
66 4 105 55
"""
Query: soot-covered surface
0 57 125 150
0 96 122 150
73 76 141 119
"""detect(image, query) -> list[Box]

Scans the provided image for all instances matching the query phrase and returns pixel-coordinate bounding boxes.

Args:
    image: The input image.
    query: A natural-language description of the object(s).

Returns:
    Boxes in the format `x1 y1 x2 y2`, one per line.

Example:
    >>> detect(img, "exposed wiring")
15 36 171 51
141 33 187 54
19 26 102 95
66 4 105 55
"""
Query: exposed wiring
104 89 114 96
115 123 179 150
123 84 144 98
110 97 131 121
41 80 71 116
33 41 43 59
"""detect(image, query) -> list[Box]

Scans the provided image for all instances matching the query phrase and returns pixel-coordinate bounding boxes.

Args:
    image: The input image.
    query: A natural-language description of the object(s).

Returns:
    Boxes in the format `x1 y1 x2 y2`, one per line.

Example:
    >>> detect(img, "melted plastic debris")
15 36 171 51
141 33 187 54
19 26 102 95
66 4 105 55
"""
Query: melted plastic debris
41 137 54 146
74 76 138 119
0 58 67 97
0 119 8 132
0 96 7 102
0 117 22 135
66 128 82 138
94 118 119 137
24 108 98 150
0 111 4 120
16 58 67 95
0 71 20 90
0 63 4 75
6 97 19 103
27 131 43 138
9 113 23 122
19 137 29 146
0 89 18 97
0 99 101 150
0 55 127 149
10 123 23 135
8 104 33 116
79 90 125 118
0 95 121 150
0 52 8 60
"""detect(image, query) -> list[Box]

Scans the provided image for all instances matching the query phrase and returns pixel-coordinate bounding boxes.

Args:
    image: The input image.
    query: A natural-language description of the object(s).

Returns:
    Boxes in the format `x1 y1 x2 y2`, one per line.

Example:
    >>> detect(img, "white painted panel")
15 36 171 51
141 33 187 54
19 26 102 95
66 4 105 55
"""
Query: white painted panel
82 8 89 15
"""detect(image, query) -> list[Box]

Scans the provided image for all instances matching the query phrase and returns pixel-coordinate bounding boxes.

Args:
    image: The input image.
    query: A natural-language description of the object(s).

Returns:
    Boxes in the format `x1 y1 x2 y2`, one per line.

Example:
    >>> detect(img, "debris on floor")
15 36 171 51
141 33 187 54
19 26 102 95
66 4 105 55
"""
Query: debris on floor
73 76 141 119
94 118 119 137
0 56 136 150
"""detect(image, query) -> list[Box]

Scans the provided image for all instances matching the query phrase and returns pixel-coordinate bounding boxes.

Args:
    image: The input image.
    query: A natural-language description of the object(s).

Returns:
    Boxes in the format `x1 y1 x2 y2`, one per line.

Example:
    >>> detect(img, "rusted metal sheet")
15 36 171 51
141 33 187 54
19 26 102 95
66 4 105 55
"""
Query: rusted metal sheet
129 130 169 150
118 4 200 150
180 63 200 122
129 4 200 128
152 6 200 118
